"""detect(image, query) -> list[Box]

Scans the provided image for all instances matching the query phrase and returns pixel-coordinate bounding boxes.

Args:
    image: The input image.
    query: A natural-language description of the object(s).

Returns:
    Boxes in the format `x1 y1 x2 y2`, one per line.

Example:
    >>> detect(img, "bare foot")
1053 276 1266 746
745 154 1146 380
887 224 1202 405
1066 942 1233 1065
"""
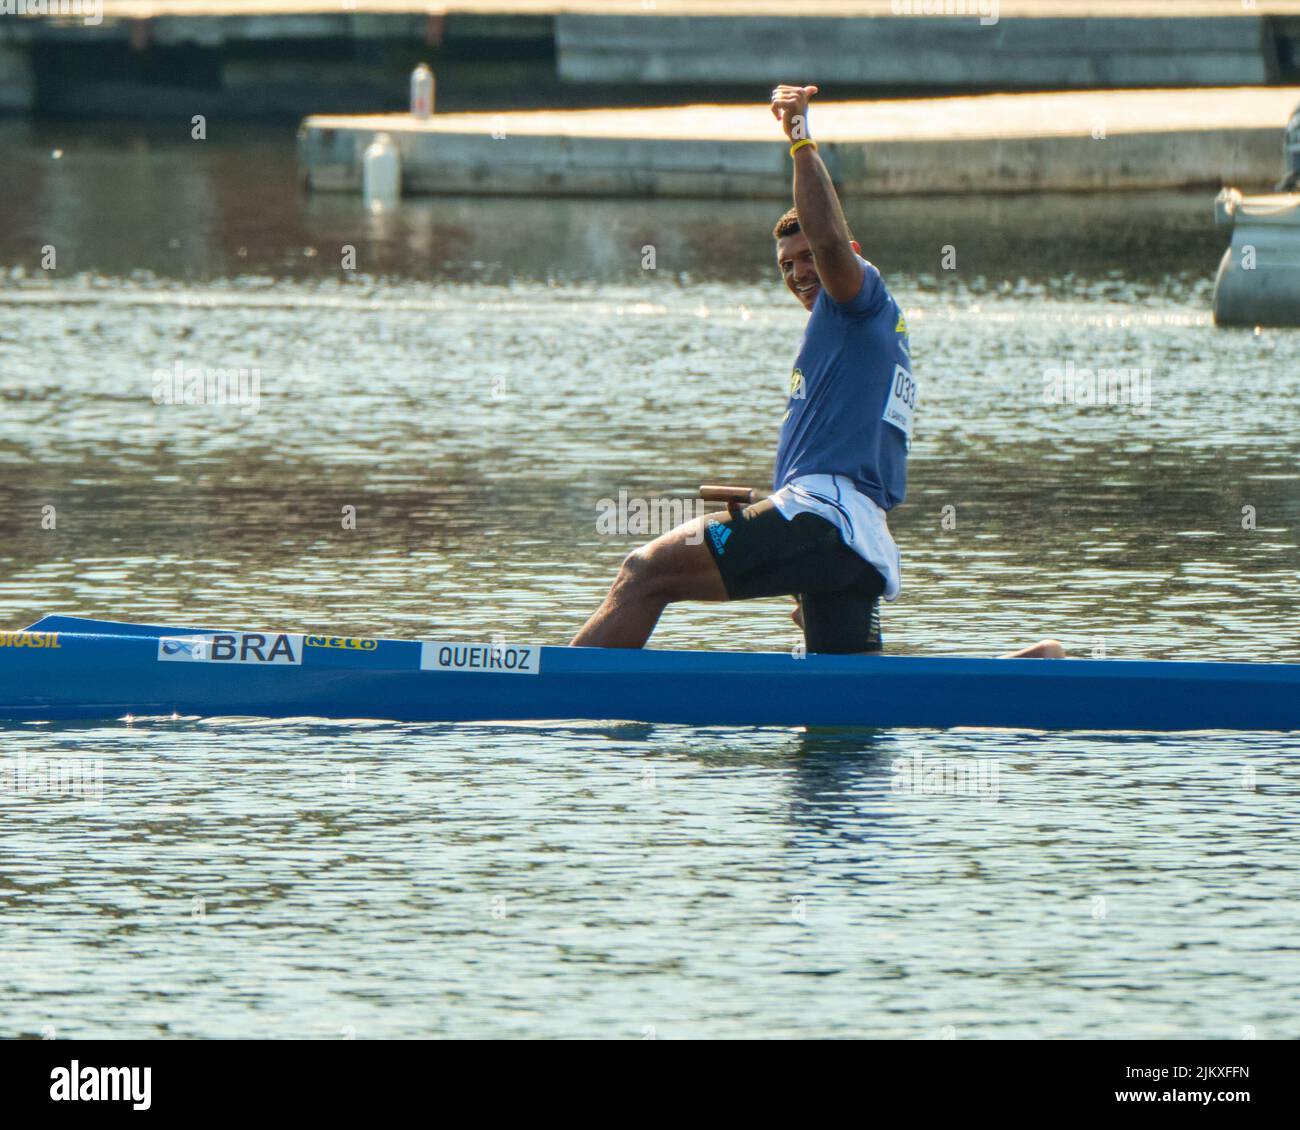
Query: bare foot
1001 639 1067 659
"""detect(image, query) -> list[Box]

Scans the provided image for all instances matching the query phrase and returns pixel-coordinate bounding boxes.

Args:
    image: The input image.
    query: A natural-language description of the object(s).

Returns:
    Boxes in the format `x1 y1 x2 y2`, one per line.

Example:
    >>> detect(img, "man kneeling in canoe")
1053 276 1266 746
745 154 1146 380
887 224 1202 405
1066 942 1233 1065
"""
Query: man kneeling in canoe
573 84 1062 659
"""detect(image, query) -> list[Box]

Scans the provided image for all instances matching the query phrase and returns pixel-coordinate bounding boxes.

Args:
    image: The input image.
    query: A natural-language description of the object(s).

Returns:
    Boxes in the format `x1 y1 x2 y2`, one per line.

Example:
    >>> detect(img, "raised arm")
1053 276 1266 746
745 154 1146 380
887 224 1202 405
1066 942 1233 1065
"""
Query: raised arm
770 84 864 304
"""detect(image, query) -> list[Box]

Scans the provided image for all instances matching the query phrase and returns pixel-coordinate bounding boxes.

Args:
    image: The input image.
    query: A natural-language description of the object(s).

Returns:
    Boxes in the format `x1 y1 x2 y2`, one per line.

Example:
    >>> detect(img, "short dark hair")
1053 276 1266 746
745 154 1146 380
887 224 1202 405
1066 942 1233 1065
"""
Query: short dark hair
772 208 801 240
772 207 854 243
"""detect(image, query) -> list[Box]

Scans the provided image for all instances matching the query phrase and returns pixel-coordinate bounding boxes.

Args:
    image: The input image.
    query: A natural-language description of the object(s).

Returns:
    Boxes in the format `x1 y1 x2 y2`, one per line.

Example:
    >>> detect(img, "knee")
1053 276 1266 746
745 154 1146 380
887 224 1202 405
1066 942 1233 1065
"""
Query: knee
617 545 669 600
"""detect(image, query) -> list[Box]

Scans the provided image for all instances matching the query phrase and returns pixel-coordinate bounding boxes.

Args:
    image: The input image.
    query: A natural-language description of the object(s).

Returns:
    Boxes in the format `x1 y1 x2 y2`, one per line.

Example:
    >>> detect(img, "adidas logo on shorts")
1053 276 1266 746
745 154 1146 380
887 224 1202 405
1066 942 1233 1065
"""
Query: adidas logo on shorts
707 520 732 555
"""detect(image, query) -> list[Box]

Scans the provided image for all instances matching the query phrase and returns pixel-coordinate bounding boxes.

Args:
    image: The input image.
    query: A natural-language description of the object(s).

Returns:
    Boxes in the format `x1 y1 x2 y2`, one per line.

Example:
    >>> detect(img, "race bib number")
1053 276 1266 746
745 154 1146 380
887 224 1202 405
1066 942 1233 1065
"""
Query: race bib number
883 363 917 447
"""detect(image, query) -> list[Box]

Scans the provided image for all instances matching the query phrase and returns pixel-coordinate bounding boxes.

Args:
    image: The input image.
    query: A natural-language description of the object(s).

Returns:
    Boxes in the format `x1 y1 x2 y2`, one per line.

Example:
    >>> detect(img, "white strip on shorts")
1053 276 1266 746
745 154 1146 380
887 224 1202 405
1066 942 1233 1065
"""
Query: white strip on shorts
769 474 902 601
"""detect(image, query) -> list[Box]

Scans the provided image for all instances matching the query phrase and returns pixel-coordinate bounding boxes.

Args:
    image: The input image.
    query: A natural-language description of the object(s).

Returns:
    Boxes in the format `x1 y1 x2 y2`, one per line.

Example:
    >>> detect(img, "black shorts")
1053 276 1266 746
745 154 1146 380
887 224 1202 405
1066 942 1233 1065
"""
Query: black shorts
703 497 886 654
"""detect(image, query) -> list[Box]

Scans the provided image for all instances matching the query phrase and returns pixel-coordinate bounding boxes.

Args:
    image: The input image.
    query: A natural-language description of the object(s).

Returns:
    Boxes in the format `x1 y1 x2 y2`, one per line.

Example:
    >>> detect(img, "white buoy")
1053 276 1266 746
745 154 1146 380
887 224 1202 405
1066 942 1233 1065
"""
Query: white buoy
362 132 401 210
410 63 434 120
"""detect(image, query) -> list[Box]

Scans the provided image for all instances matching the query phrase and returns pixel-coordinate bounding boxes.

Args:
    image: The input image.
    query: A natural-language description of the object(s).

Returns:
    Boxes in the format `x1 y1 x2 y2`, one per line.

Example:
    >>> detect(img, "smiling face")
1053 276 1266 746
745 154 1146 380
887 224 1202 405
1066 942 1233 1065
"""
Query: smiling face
776 230 821 311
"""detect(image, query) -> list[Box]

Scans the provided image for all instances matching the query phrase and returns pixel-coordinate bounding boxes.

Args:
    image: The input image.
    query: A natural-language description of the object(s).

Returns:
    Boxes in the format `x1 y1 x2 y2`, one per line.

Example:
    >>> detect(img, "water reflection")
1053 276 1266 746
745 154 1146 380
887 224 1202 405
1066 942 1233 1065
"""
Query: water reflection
2 121 1227 288
1 272 1295 659
1 122 1298 1040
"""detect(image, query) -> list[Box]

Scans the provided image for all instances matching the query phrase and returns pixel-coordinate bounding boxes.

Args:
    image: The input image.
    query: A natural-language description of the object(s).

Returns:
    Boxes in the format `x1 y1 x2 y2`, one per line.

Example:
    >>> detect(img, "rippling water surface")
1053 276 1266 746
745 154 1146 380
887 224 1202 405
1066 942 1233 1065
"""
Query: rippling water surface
0 125 1297 1038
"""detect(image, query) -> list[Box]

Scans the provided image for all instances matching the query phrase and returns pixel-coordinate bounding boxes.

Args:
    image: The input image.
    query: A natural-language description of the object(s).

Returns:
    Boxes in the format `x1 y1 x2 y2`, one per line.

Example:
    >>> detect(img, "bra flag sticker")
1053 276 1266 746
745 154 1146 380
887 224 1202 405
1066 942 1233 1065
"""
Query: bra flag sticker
158 633 304 665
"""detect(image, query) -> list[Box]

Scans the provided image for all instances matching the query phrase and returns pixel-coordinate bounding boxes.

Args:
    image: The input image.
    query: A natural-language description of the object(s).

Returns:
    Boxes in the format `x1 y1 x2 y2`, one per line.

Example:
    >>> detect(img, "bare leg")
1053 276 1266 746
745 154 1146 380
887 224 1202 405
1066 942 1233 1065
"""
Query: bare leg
1001 639 1067 659
571 512 730 649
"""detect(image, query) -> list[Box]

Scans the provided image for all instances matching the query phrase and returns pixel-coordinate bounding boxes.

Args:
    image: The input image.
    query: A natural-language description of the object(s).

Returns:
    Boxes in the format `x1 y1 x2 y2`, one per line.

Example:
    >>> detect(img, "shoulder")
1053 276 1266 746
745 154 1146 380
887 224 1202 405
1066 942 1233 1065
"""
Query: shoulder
825 256 888 318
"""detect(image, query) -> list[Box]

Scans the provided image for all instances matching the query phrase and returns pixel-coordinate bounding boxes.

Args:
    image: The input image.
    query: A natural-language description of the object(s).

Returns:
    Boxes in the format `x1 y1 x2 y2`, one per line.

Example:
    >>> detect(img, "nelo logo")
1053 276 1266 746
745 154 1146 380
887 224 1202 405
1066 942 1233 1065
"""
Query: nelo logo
305 635 378 651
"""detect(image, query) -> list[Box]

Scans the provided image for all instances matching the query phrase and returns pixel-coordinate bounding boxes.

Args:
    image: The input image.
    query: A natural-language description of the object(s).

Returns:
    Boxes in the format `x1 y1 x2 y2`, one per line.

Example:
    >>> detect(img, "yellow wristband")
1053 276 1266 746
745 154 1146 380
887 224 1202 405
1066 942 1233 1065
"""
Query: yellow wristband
789 139 818 157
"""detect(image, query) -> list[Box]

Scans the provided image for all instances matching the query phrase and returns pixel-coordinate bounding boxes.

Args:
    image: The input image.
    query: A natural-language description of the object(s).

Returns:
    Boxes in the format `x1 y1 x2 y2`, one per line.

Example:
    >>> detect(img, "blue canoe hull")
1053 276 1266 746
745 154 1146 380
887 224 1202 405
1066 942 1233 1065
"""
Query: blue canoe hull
1 615 1298 730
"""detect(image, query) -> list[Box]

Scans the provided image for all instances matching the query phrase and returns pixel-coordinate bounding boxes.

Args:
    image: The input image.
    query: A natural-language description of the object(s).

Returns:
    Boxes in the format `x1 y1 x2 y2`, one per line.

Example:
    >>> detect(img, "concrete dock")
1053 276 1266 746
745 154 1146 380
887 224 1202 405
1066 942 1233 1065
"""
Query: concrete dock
7 2 1300 119
298 87 1300 198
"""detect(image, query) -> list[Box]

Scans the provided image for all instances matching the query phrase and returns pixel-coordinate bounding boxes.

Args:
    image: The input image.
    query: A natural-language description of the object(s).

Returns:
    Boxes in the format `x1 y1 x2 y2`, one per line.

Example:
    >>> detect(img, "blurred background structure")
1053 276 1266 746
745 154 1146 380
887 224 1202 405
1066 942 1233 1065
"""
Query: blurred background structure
4 1 1300 120
3 3 1300 1046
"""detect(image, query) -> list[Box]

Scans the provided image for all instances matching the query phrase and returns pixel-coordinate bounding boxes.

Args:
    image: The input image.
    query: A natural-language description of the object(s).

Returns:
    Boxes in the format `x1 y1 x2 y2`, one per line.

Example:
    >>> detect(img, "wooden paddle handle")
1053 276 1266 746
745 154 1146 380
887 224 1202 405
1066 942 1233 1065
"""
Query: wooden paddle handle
699 484 755 516
699 485 755 505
